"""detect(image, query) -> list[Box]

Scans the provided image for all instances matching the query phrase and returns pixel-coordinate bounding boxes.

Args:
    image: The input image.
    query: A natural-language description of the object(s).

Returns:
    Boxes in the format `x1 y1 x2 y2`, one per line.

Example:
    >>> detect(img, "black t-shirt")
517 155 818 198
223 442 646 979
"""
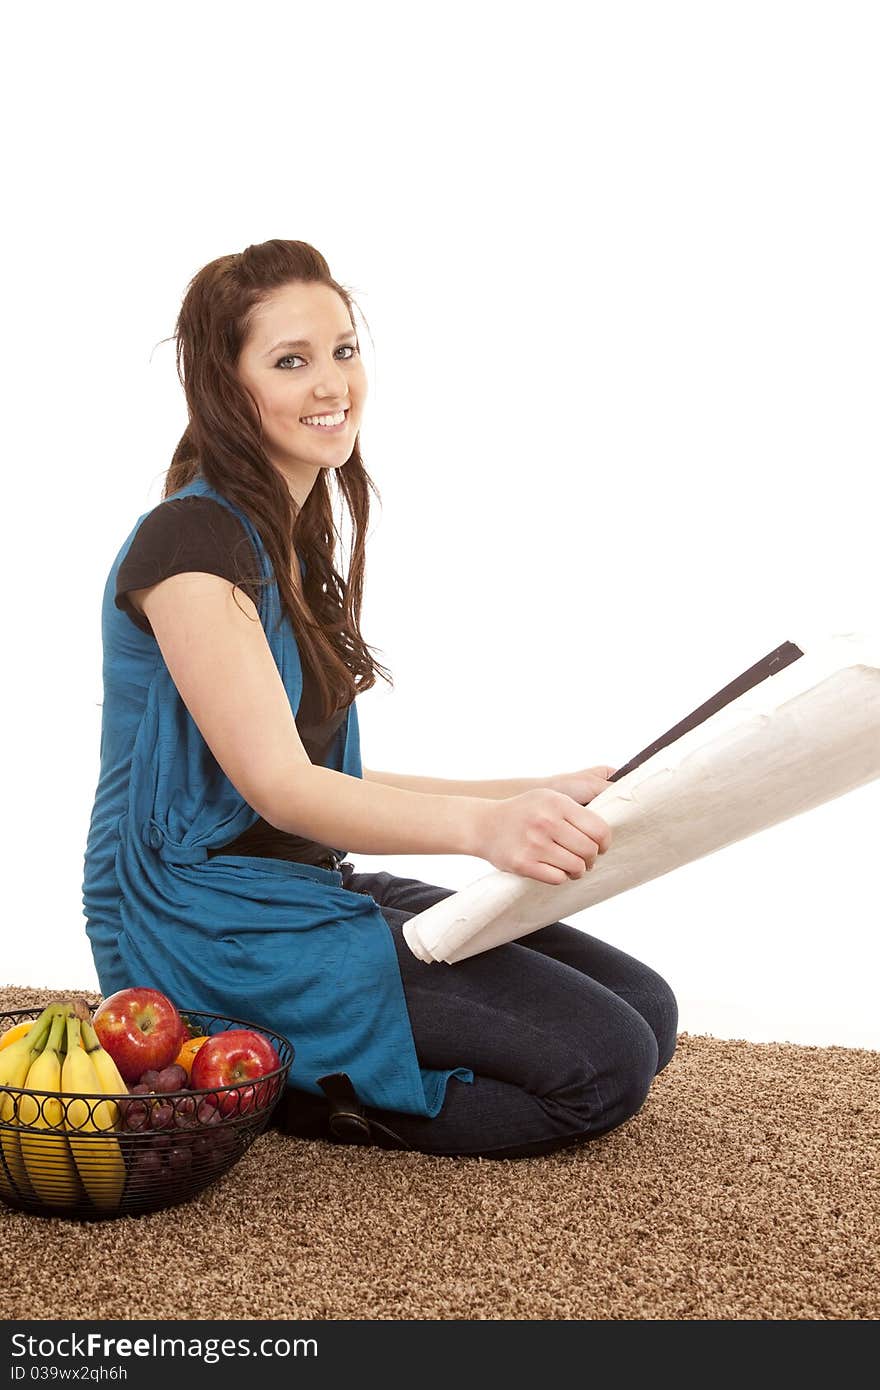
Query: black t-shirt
115 495 347 866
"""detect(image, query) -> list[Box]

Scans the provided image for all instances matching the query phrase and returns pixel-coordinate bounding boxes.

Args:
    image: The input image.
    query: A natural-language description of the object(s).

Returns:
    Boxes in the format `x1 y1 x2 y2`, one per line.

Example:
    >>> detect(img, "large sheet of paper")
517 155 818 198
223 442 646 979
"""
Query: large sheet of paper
402 632 880 965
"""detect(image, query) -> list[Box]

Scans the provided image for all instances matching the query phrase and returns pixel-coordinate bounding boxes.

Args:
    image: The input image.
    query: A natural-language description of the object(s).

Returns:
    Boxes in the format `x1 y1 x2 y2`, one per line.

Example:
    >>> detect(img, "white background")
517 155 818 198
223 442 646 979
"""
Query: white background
4 1 878 1046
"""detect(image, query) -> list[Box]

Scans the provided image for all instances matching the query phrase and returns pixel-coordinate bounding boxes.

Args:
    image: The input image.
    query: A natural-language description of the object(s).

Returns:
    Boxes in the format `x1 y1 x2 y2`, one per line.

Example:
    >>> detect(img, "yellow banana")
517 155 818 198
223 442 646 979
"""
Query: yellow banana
61 1015 126 1211
79 1016 128 1125
18 1009 82 1206
0 1005 64 1200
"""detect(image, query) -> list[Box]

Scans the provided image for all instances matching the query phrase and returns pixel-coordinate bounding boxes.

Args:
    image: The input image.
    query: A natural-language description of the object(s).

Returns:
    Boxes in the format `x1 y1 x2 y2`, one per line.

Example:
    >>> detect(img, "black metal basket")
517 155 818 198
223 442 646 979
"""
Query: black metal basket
0 1005 294 1221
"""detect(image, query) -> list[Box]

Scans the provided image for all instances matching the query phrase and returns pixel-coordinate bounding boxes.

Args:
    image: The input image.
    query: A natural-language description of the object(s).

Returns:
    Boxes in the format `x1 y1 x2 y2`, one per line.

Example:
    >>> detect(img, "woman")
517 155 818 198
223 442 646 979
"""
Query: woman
82 238 677 1159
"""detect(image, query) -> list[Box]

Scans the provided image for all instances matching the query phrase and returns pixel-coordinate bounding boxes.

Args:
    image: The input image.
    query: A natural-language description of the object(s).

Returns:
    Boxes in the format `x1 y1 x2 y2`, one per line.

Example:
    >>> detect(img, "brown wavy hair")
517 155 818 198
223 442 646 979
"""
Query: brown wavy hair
161 238 393 722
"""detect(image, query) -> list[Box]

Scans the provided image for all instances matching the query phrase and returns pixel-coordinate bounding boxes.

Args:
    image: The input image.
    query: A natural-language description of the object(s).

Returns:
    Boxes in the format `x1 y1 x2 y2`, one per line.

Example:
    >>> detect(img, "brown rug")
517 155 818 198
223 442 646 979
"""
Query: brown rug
1 984 877 1321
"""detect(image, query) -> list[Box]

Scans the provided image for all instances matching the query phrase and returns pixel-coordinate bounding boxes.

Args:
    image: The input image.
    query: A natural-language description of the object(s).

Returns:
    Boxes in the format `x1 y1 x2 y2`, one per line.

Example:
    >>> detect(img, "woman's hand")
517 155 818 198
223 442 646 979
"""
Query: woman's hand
545 766 618 805
472 787 613 885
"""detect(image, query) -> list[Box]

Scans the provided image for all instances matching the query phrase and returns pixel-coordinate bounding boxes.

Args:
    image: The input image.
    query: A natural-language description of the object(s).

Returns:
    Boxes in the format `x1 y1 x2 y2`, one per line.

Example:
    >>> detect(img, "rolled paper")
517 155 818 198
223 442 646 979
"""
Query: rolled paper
402 631 880 964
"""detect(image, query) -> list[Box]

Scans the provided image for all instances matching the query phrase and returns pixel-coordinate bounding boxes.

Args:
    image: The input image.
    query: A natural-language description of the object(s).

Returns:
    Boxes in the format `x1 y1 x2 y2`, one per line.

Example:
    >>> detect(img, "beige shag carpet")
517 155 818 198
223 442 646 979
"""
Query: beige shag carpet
1 985 877 1321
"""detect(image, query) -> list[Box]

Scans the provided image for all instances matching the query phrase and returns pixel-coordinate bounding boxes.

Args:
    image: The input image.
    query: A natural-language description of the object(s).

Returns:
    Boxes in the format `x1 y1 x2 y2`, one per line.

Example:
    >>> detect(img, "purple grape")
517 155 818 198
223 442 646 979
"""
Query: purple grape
155 1064 188 1093
123 1100 151 1132
139 1070 161 1089
173 1095 196 1124
168 1145 193 1171
150 1100 174 1131
171 1129 197 1150
131 1149 163 1178
214 1125 238 1155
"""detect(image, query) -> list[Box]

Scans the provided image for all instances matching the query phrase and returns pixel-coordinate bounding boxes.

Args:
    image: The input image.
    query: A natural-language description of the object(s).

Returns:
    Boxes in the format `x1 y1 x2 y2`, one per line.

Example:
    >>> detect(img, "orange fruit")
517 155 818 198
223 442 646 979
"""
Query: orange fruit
0 1020 36 1052
174 1034 210 1078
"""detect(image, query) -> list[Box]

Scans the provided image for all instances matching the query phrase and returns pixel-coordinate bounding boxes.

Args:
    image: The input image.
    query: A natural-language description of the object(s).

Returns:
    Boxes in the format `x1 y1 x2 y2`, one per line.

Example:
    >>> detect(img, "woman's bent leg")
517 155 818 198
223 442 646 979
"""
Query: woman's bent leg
515 923 679 1073
358 906 660 1158
272 863 675 1158
339 862 679 1076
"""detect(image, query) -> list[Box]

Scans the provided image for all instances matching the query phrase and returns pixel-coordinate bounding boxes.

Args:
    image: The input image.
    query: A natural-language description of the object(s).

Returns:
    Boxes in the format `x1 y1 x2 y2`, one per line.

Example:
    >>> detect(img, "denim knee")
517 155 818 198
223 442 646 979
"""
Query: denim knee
590 1011 660 1135
637 969 679 1074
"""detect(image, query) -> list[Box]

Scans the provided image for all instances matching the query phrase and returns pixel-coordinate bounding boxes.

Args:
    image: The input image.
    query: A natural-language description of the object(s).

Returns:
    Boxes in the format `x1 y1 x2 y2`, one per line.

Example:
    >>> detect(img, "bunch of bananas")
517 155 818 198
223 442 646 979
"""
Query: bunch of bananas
0 1001 127 1211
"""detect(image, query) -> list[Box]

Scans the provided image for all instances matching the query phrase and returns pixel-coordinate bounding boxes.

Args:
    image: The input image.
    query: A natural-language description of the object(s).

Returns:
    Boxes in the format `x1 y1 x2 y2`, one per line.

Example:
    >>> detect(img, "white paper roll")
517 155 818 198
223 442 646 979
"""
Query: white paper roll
402 632 880 964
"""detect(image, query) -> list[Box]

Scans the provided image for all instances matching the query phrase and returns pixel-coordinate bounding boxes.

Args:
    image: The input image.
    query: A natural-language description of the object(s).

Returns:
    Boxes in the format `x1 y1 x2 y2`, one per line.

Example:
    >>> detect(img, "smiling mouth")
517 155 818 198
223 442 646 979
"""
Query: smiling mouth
300 407 350 429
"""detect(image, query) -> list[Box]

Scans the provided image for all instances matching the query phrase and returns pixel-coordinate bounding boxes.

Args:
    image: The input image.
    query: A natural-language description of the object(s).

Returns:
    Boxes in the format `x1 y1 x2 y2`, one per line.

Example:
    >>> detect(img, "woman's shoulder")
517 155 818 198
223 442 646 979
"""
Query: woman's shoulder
115 494 261 633
122 494 255 563
142 492 250 534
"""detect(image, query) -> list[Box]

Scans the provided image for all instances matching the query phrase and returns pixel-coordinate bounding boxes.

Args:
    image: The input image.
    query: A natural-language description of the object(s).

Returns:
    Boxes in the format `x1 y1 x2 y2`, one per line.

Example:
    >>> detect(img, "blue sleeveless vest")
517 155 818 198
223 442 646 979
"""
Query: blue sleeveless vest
81 474 473 1117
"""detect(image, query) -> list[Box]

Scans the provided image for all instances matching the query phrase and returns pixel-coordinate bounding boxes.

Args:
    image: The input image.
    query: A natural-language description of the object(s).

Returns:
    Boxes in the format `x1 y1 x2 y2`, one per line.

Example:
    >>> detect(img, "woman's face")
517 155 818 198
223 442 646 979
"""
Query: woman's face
236 280 367 505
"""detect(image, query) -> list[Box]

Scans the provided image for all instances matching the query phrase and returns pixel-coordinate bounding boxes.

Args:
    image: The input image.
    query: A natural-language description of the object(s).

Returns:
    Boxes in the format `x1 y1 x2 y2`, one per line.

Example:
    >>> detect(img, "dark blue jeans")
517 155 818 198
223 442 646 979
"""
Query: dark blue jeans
275 859 678 1160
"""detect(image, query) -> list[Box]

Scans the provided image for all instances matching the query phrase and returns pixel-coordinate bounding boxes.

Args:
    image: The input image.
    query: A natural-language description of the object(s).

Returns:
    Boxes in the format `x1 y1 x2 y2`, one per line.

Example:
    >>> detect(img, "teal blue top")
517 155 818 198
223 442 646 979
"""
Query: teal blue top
81 474 473 1116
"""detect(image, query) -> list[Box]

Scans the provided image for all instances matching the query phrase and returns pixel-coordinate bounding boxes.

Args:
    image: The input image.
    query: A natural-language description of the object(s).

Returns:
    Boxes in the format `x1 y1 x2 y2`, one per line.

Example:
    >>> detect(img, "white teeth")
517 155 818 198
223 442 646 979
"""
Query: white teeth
301 410 347 427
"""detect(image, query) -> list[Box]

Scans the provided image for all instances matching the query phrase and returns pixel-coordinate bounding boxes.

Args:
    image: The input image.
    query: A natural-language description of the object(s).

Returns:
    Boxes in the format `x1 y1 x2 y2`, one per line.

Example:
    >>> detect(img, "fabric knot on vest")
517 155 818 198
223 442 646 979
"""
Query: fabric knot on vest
143 819 208 865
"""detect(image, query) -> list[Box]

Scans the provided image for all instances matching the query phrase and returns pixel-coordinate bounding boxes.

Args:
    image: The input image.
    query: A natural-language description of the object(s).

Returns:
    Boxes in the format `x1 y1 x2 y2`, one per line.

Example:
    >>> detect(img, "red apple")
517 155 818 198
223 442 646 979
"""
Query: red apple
189 1029 281 1117
93 987 184 1082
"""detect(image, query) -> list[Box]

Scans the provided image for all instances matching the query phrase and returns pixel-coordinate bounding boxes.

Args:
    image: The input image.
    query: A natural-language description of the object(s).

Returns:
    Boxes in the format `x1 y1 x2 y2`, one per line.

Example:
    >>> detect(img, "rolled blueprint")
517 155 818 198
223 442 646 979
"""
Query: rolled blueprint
402 631 880 964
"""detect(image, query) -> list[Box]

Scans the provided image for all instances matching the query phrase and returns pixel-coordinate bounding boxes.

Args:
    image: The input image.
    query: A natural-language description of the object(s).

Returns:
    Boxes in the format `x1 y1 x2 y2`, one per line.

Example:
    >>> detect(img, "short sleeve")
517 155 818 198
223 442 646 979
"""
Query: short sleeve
115 495 261 635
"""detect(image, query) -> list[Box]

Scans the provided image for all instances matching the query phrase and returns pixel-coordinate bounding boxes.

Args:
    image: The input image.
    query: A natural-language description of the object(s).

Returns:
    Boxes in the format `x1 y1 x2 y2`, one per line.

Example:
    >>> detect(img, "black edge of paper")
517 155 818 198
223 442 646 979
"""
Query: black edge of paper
608 641 805 784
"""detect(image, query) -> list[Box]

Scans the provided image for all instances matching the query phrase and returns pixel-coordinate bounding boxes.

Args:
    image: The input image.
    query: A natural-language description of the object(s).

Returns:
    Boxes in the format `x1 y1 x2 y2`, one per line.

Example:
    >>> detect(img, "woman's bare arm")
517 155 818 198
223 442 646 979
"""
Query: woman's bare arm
363 767 551 799
129 573 488 857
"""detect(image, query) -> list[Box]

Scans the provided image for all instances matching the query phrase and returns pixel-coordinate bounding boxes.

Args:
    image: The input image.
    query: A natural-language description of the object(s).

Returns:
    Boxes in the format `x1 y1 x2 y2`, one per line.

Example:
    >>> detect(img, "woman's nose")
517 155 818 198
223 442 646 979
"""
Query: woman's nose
313 360 350 397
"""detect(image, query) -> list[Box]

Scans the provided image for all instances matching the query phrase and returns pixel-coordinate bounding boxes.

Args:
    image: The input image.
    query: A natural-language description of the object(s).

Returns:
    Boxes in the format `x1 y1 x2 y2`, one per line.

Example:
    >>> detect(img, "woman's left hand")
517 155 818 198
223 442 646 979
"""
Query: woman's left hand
546 766 618 805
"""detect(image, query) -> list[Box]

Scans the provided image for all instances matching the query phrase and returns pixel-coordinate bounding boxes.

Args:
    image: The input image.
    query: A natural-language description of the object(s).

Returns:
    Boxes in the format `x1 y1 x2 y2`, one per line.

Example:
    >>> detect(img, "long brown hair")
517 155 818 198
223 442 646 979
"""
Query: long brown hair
162 238 392 722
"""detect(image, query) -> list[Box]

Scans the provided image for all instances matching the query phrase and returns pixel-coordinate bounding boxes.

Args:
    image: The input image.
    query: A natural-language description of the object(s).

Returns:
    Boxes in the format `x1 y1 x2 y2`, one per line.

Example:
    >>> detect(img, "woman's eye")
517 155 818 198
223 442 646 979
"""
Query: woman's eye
275 344 359 369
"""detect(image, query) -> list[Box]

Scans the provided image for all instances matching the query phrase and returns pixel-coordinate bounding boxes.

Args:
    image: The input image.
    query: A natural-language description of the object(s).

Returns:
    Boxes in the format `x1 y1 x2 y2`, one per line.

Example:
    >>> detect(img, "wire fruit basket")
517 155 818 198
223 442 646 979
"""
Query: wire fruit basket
0 1005 294 1221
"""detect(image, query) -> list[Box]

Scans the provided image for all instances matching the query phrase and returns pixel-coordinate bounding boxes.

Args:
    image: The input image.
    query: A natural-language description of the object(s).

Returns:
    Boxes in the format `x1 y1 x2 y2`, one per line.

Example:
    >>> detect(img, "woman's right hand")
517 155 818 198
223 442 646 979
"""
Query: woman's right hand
472 789 612 885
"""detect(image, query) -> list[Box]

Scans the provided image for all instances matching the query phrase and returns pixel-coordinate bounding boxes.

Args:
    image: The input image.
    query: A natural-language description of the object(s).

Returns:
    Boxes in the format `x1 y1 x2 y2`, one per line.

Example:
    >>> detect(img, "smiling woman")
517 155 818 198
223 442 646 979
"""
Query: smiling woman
236 286 366 489
156 241 387 728
82 236 677 1163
